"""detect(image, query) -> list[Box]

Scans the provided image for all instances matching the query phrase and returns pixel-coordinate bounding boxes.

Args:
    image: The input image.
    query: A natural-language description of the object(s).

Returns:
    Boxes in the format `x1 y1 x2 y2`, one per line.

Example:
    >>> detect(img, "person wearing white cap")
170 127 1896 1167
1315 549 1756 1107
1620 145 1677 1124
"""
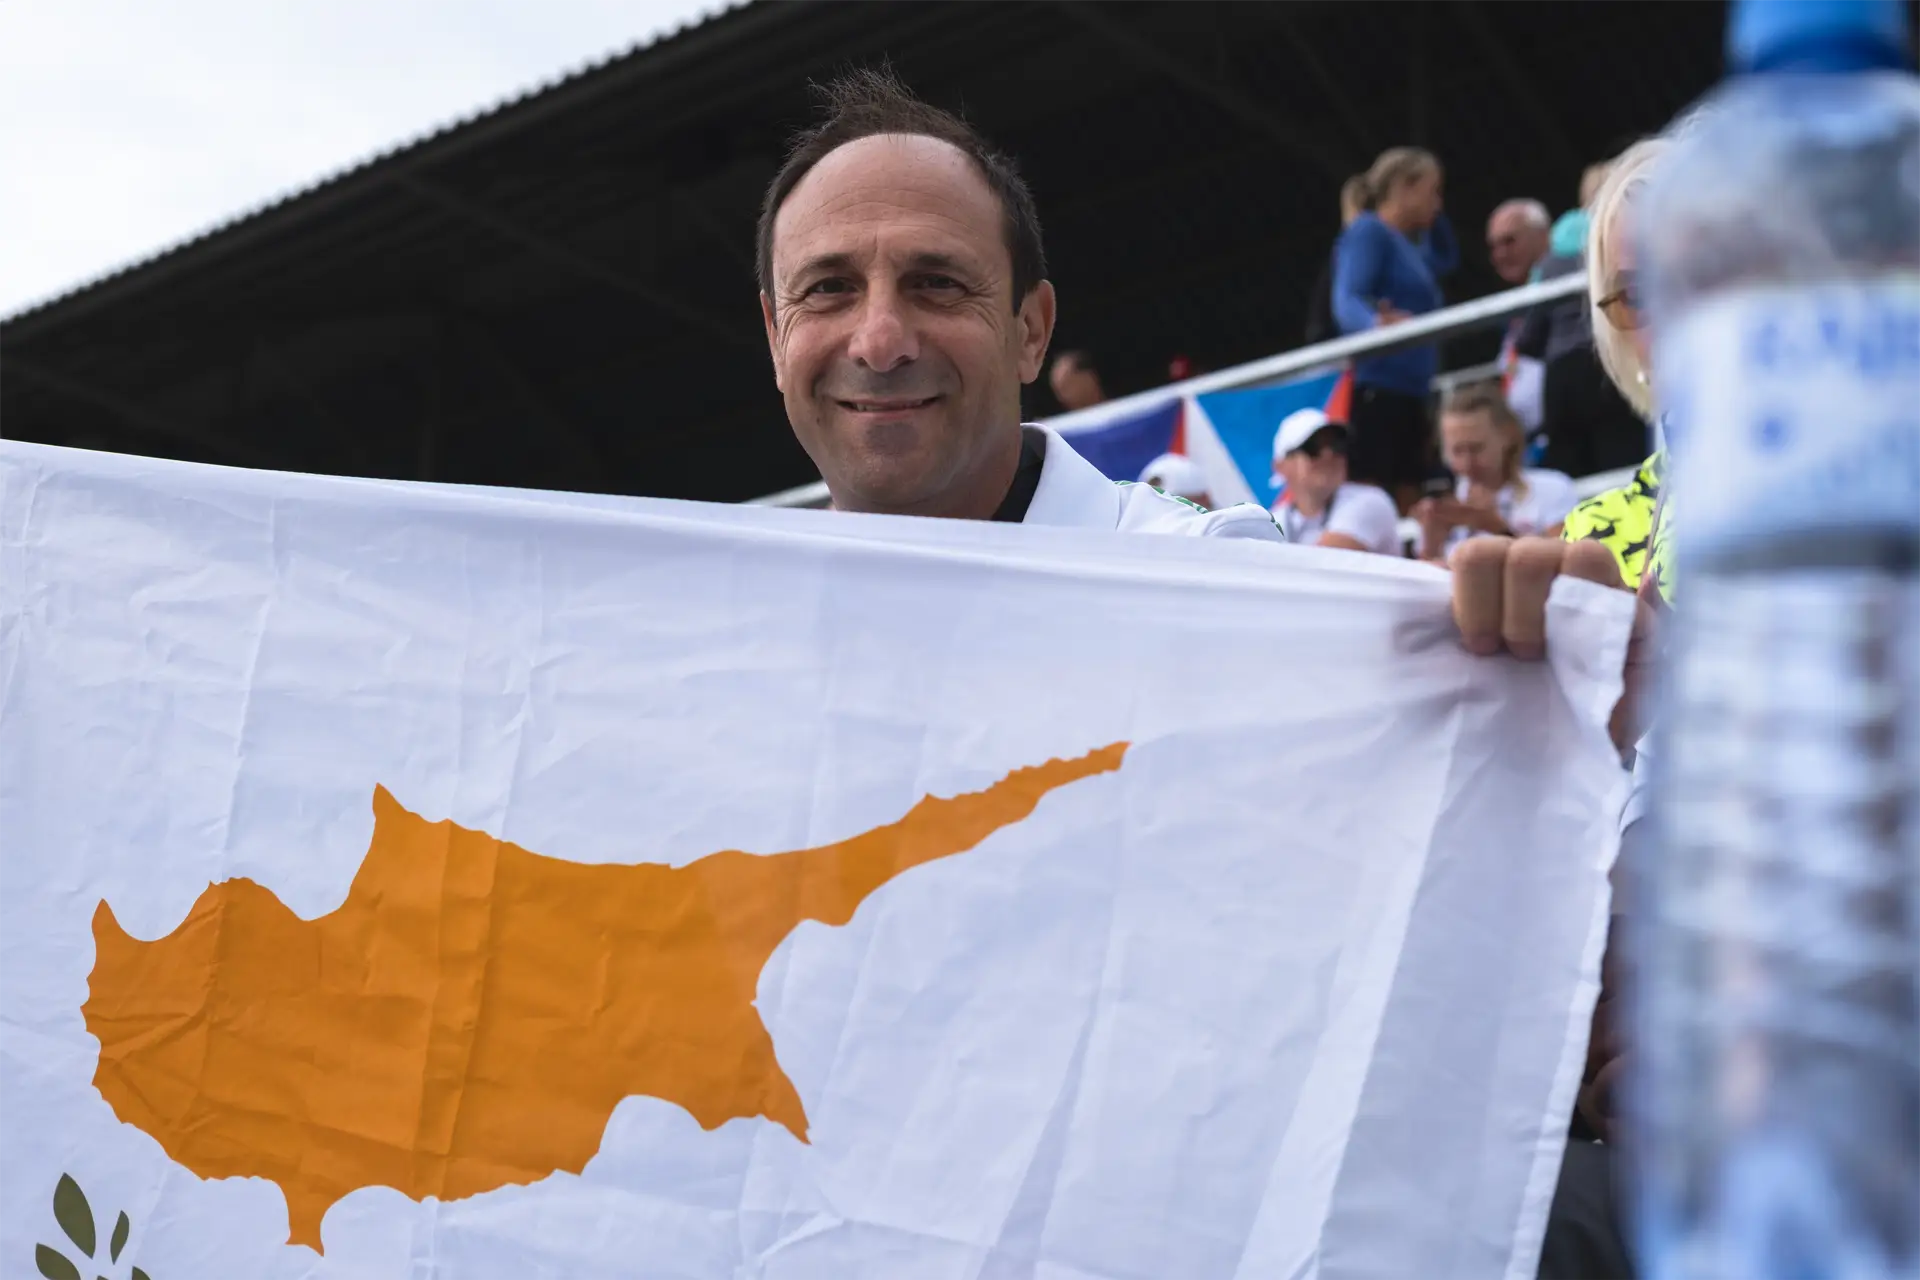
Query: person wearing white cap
1269 408 1403 556
1136 453 1213 509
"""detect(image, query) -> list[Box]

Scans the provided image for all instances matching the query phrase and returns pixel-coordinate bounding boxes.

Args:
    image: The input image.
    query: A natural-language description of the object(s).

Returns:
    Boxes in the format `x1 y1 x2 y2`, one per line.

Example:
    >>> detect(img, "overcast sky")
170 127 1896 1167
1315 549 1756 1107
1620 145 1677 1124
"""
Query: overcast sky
0 0 720 316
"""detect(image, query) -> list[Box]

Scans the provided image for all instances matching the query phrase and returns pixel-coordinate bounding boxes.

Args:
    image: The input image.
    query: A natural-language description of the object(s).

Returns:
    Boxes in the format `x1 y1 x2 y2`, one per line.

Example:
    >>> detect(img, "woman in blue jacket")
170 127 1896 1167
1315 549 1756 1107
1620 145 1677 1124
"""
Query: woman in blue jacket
1331 146 1458 510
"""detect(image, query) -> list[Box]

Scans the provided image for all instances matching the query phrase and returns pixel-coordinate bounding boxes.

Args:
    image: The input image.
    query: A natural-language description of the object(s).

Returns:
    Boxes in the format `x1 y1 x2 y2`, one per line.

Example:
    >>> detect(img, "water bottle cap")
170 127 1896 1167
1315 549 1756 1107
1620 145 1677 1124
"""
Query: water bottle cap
1729 0 1912 73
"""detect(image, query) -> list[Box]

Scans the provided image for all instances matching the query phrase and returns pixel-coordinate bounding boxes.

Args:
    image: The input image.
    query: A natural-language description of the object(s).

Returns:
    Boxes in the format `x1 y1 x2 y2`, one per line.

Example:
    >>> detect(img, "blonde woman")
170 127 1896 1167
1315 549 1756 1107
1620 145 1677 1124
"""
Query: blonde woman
1559 136 1673 598
1553 138 1676 1161
1416 384 1576 560
1331 146 1459 508
1587 141 1663 449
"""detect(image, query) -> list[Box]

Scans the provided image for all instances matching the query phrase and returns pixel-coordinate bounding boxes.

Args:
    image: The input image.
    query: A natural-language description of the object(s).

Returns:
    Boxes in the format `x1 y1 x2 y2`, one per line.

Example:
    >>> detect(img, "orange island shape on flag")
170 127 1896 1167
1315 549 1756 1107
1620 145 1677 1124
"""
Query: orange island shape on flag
82 741 1128 1253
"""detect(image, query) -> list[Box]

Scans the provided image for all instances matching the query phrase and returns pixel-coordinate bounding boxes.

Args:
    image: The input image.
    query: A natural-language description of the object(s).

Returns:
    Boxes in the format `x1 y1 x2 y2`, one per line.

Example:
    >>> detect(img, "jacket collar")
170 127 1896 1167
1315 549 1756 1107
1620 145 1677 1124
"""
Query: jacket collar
1020 425 1122 531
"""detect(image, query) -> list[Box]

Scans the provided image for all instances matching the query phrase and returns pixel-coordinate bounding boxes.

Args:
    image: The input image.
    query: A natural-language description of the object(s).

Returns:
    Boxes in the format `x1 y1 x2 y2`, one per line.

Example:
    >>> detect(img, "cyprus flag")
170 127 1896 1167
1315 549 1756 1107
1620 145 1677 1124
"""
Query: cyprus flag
0 441 1629 1280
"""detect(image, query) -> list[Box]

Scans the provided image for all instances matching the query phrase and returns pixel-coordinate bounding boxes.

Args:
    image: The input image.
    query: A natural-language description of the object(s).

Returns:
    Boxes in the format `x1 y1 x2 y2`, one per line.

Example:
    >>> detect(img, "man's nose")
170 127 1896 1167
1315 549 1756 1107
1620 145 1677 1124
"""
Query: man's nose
845 284 918 373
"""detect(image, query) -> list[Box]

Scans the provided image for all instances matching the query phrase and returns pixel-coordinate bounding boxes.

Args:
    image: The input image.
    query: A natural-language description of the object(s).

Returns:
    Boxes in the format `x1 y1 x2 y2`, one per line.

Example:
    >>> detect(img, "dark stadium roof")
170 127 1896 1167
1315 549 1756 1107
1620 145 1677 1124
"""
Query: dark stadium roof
1 0 1730 501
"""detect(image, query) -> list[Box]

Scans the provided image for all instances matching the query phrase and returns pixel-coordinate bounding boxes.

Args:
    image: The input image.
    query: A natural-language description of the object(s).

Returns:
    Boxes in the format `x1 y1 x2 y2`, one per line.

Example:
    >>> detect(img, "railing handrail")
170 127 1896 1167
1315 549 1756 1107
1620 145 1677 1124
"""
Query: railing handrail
748 272 1590 508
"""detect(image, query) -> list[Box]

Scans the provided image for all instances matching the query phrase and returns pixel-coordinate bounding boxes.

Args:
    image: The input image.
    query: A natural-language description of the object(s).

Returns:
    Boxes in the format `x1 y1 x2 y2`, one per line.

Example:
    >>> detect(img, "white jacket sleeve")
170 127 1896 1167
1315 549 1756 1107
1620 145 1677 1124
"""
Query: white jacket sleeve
1328 485 1402 555
1199 503 1289 542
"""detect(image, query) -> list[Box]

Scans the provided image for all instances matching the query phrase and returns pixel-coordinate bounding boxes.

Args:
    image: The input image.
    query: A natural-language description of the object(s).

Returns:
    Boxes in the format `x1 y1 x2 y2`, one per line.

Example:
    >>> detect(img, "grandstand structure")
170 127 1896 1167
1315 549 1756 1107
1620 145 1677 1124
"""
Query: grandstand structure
0 1 1723 503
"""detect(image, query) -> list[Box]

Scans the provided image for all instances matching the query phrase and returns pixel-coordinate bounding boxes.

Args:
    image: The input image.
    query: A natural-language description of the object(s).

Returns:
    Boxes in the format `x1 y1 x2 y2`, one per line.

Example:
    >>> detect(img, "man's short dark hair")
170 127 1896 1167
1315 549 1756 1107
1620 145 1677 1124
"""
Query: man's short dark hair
755 66 1048 316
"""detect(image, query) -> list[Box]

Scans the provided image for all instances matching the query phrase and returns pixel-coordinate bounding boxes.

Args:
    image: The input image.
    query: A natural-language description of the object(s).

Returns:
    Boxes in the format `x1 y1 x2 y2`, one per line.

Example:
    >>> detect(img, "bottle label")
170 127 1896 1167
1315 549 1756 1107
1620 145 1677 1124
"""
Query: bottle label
1659 277 1920 548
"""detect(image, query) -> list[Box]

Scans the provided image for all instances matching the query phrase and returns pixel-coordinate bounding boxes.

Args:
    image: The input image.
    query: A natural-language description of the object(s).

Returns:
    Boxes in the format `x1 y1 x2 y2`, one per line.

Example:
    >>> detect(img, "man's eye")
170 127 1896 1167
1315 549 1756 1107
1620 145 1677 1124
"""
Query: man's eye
804 279 852 297
915 274 963 291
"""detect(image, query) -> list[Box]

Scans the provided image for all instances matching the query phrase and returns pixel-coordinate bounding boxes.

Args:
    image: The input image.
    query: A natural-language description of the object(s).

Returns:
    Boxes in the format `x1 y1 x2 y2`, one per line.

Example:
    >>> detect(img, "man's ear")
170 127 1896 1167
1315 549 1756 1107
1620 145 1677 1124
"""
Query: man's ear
1015 280 1057 385
760 292 784 393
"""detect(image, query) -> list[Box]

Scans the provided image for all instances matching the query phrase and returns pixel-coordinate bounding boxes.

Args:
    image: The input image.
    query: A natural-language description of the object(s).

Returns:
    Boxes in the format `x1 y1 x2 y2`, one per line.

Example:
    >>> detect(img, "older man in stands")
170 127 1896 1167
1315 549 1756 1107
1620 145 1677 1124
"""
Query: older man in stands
754 73 1641 1276
1487 198 1553 440
1487 199 1551 287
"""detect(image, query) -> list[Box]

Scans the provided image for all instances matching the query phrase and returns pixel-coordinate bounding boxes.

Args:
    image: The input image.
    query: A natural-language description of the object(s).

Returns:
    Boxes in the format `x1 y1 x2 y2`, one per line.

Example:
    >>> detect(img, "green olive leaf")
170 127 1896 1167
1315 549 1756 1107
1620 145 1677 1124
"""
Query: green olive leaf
110 1211 130 1263
131 1269 153 1280
34 1243 82 1280
53 1175 95 1257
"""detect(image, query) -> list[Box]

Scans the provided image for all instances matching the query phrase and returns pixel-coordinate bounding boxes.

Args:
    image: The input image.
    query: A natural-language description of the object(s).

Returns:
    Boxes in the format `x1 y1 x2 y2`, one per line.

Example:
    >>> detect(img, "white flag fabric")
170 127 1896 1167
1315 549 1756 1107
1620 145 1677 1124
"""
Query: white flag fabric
0 441 1630 1280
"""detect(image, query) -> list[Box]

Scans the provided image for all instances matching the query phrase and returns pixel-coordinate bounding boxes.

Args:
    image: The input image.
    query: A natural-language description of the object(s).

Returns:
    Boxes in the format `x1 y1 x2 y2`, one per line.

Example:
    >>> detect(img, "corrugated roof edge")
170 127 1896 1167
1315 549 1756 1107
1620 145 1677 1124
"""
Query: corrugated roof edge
0 0 762 330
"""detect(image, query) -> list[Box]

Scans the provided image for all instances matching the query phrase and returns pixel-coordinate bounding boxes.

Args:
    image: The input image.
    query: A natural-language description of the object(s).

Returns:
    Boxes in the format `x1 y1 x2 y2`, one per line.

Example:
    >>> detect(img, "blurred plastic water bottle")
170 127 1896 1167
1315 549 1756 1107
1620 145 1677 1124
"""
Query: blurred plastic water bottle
1634 1 1920 1277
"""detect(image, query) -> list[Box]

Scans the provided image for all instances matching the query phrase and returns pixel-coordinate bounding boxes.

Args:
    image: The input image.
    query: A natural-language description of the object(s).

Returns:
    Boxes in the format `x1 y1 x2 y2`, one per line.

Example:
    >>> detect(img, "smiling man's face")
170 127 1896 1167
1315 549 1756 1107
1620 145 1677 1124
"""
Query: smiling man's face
762 133 1054 518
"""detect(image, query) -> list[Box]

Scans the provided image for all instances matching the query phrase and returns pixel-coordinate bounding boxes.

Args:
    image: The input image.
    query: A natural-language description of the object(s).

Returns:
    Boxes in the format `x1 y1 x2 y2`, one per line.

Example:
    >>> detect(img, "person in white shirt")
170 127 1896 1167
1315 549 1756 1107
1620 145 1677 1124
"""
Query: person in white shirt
752 69 1646 1271
1416 384 1576 562
1268 408 1403 555
1137 453 1212 508
755 68 1280 542
747 65 1642 713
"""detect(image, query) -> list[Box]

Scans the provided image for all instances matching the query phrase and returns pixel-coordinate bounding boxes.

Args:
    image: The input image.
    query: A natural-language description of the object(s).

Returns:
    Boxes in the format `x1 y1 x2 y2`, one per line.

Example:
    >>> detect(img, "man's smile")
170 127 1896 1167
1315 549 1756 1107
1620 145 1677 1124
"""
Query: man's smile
836 395 941 415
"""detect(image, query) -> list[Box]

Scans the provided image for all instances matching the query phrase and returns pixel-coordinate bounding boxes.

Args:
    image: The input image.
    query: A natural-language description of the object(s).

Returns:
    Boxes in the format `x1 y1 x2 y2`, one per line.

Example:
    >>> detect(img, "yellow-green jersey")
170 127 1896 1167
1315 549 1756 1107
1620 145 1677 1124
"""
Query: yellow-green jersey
1560 453 1665 595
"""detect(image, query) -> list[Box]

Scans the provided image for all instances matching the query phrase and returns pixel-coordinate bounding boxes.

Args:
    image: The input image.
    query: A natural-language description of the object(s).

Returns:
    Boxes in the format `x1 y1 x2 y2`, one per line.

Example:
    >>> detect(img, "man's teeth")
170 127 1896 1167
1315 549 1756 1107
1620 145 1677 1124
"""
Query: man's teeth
848 399 931 411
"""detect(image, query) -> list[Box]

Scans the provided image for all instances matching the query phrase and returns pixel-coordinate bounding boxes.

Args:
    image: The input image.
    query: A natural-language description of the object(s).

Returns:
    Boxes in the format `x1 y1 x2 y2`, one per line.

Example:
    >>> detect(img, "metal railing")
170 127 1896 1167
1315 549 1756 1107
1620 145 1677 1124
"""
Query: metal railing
748 272 1591 509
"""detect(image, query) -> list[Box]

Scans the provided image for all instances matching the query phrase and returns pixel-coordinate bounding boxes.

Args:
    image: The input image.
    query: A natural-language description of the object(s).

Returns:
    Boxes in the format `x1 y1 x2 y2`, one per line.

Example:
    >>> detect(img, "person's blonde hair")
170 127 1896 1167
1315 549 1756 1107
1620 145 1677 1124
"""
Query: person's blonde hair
1587 136 1669 419
1352 146 1439 212
1440 383 1528 490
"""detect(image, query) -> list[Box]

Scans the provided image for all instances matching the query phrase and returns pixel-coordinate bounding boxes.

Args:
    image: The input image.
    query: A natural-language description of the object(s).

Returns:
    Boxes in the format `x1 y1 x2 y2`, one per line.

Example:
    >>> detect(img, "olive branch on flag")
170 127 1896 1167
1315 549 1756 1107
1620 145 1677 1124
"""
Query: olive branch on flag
36 1173 151 1280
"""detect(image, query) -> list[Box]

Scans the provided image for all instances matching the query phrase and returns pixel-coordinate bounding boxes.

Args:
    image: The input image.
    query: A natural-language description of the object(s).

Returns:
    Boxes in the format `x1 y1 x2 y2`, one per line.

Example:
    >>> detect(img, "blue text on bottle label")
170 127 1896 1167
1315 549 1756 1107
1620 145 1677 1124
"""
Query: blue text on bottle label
1660 278 1920 549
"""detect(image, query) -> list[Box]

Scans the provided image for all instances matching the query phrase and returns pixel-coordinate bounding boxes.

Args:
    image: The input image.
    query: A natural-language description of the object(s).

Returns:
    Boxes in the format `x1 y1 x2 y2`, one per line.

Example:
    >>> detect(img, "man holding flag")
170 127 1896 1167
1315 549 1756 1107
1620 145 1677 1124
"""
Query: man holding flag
751 66 1652 1277
751 66 1641 728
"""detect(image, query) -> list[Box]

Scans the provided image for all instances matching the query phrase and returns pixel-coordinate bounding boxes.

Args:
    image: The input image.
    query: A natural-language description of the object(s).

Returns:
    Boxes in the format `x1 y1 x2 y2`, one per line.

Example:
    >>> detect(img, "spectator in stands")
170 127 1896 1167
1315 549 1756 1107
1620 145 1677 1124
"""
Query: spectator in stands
1048 349 1107 412
1487 198 1553 439
1548 140 1668 727
1138 453 1212 508
1353 140 1670 1280
1443 140 1674 1280
1303 174 1374 346
1415 385 1575 561
1486 199 1551 286
1331 147 1458 511
1541 137 1677 1190
1514 166 1649 480
1269 408 1402 555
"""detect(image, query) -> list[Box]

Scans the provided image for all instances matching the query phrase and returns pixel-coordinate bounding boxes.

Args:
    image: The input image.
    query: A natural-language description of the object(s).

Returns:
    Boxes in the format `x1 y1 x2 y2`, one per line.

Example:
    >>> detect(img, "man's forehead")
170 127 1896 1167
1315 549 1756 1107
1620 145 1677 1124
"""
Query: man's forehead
772 133 1004 276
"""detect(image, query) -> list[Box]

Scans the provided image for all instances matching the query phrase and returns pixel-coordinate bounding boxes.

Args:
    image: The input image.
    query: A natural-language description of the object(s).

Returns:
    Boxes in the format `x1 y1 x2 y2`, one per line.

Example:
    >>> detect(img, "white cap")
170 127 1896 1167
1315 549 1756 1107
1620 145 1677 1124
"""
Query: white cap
1137 453 1209 500
1273 407 1340 460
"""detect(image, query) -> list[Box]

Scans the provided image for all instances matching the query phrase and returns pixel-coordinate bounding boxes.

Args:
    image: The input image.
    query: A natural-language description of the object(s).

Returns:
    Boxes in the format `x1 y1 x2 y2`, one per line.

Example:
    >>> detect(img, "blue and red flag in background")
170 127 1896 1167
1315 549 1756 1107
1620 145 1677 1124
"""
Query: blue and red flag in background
1054 369 1344 510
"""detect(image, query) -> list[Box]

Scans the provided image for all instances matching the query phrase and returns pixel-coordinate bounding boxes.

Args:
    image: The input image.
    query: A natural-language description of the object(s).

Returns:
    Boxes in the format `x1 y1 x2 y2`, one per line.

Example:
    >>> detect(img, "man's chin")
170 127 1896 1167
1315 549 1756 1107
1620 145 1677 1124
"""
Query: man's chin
826 415 948 500
818 438 964 515
842 411 940 457
832 461 948 514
